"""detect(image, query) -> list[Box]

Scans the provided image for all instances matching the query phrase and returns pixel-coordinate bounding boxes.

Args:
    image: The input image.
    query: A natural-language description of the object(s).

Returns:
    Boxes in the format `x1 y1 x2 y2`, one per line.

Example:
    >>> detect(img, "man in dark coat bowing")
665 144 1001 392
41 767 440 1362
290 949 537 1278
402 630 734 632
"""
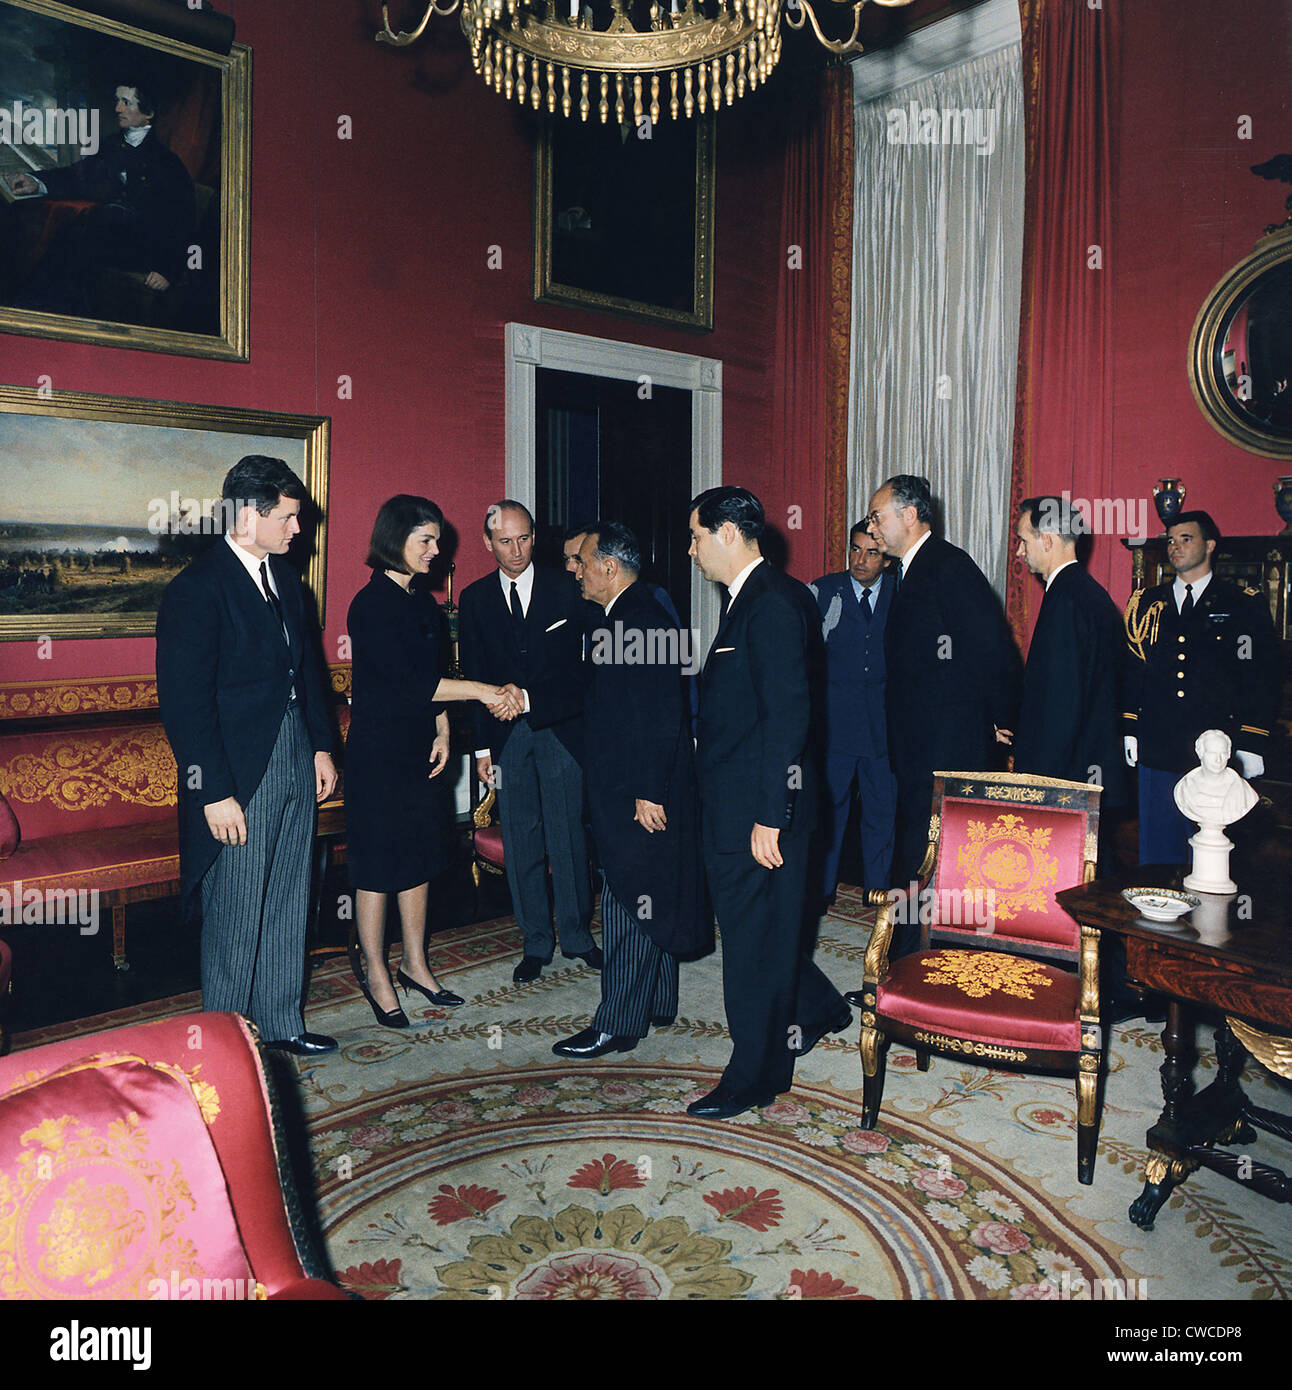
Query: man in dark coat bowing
997 496 1129 818
552 521 709 1057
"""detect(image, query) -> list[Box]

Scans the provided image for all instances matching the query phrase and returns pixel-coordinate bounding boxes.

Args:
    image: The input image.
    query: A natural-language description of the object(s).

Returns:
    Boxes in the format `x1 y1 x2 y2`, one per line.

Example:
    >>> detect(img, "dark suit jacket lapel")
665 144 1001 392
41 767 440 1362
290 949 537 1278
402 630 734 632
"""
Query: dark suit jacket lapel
268 552 305 670
707 559 767 669
217 540 282 655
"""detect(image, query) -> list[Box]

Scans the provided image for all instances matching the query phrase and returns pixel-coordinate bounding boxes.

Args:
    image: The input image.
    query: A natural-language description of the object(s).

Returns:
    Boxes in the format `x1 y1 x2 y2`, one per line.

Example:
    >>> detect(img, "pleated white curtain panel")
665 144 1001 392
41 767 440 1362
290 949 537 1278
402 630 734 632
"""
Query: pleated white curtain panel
847 43 1024 597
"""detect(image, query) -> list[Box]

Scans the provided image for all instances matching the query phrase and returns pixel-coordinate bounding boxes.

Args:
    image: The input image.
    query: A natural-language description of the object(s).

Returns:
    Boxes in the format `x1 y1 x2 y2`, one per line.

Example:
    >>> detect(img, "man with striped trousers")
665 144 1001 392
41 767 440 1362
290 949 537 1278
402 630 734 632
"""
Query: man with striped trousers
552 521 708 1057
157 456 339 1055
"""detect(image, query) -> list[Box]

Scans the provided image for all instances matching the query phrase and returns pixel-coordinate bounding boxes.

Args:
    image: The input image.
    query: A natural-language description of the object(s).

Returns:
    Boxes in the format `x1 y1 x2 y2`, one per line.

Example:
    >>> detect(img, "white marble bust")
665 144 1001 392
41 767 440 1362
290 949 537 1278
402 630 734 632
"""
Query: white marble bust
1174 730 1258 830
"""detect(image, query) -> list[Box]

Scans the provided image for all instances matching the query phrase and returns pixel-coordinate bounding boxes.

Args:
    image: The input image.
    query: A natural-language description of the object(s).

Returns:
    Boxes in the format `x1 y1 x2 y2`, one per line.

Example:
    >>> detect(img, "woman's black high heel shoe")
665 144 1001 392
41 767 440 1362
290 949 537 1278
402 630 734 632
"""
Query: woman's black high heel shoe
359 974 410 1028
397 968 464 1008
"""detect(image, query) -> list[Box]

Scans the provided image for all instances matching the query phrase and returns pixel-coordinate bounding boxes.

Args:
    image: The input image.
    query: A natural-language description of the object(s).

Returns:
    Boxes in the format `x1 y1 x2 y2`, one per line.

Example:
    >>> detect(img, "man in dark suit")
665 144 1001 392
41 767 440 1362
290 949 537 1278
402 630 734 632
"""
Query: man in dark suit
866 475 1021 944
552 521 708 1058
998 496 1129 816
458 500 599 982
156 456 339 1055
1122 510 1278 865
687 486 850 1121
810 523 898 903
10 82 194 317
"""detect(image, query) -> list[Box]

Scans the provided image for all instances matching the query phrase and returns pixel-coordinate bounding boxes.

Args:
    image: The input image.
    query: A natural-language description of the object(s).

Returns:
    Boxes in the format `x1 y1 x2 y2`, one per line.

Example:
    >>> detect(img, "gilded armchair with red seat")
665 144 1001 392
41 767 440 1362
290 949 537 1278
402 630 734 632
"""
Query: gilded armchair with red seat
0 1011 347 1299
857 771 1105 1184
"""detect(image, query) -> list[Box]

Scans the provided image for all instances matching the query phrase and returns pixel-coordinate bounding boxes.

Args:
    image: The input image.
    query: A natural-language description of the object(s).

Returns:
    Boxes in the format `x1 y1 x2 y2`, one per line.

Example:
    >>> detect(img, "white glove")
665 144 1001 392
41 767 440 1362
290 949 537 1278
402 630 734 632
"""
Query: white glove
1123 735 1138 768
1235 751 1264 779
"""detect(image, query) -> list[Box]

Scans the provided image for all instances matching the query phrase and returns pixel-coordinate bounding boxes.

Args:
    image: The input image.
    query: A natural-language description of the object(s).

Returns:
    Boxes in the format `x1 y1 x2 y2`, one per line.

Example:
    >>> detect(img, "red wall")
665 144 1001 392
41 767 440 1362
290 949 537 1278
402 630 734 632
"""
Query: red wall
0 0 798 687
1106 0 1291 604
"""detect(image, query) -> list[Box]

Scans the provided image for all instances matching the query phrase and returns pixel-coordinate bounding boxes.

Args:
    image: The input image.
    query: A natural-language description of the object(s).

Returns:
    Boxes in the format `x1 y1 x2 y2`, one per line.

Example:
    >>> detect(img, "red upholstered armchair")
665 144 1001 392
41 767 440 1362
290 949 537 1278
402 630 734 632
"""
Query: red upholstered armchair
857 772 1105 1184
0 1012 347 1300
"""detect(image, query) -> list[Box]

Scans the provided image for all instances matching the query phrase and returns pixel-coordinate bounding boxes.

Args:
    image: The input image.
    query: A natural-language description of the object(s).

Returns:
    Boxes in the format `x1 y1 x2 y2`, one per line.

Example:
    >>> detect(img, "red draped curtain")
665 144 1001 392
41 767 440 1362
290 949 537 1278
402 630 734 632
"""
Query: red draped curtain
770 65 854 576
1008 0 1122 643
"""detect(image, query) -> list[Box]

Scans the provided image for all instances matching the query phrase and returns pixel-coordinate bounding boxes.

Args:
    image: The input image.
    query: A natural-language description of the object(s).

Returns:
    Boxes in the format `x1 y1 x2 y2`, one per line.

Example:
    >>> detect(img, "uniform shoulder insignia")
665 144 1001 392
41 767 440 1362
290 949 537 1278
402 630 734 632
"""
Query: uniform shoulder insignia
1124 588 1166 662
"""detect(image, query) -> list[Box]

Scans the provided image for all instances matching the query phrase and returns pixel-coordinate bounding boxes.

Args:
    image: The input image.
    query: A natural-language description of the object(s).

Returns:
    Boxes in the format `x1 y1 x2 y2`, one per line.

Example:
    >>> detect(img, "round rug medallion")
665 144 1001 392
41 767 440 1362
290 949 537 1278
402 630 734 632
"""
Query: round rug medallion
315 1066 1119 1300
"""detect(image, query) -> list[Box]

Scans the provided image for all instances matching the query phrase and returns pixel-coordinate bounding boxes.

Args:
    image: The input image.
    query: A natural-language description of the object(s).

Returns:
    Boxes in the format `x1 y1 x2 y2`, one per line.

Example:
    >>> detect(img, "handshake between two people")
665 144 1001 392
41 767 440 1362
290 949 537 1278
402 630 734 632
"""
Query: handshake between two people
482 682 524 722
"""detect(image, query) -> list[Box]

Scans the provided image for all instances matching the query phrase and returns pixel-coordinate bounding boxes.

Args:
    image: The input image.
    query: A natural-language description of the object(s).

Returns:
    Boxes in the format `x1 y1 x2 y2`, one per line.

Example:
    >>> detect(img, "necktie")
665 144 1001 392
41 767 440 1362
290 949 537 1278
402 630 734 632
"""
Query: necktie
1181 583 1194 619
259 561 289 646
860 585 873 621
510 580 524 624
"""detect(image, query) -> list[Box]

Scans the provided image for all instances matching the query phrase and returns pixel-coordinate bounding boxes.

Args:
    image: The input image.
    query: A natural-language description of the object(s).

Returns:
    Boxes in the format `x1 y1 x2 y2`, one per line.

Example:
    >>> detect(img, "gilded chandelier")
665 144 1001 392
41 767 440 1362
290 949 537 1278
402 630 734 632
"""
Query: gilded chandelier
377 0 916 124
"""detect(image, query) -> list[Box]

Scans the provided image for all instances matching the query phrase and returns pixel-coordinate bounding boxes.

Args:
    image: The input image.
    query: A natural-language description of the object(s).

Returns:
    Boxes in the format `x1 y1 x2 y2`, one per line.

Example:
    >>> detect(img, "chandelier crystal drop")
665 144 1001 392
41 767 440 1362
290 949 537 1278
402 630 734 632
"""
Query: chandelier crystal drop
378 0 915 123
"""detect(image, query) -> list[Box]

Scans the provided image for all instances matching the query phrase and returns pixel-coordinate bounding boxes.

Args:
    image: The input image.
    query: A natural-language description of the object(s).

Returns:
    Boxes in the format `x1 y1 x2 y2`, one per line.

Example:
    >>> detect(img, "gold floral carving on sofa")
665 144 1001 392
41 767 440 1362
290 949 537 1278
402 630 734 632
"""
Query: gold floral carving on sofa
954 813 1058 920
0 728 177 812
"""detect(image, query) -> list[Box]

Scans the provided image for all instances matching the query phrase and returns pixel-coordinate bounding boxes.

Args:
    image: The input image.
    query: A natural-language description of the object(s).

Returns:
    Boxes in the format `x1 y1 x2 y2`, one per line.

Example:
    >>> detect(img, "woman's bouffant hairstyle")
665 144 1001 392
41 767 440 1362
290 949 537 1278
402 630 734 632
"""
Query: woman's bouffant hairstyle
366 495 444 572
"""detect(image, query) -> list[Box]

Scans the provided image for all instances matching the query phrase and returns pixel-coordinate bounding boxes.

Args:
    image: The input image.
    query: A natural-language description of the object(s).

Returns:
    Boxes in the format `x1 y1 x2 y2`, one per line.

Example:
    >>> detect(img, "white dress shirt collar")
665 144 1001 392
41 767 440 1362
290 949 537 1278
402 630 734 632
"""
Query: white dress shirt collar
123 125 151 148
725 556 765 609
1173 570 1211 610
225 532 274 593
498 563 535 613
604 581 633 616
900 528 933 573
1045 558 1078 591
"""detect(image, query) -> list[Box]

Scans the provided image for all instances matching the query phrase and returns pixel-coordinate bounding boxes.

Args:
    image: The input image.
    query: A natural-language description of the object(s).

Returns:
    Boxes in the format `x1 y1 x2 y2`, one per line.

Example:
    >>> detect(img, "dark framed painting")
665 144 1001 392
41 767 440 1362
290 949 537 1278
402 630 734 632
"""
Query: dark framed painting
0 384 330 641
534 114 715 332
0 0 250 360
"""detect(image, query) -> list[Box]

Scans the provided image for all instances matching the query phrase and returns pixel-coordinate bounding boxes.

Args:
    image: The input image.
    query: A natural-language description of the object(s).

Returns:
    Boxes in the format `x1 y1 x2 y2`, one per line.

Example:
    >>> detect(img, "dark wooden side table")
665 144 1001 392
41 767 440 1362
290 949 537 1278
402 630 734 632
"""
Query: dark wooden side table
1057 833 1292 1229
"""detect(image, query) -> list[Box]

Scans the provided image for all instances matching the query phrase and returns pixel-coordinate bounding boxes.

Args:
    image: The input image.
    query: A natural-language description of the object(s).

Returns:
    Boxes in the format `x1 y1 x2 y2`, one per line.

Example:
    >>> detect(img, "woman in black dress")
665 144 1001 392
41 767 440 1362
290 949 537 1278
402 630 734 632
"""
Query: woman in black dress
347 495 520 1026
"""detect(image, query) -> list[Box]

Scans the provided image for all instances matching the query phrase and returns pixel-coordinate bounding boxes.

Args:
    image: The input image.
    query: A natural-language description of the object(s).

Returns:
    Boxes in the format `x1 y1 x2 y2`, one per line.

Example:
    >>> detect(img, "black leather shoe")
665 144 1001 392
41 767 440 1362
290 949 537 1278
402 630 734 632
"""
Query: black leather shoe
397 968 464 1008
568 947 604 971
513 956 545 983
552 1027 638 1058
650 1014 676 1028
265 1032 338 1056
844 990 866 1009
796 1008 854 1055
686 1086 776 1120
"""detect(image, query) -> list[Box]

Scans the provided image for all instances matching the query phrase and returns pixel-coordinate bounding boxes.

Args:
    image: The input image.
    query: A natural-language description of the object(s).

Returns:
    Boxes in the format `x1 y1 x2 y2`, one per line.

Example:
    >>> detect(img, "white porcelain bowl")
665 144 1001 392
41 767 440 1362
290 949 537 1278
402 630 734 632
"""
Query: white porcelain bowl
1122 887 1201 923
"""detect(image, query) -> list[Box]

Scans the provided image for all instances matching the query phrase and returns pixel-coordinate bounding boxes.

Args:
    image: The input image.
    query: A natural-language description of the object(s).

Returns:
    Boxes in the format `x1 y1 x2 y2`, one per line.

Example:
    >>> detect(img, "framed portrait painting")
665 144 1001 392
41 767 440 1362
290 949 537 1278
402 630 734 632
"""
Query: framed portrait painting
0 384 330 641
0 0 250 359
534 114 715 332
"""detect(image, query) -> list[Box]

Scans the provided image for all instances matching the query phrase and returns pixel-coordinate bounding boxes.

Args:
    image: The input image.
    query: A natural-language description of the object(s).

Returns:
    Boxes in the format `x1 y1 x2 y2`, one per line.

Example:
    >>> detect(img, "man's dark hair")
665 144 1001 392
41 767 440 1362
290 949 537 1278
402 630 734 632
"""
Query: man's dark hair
588 520 641 574
564 521 594 543
1170 510 1222 546
689 485 765 541
849 519 876 543
119 82 158 119
366 494 444 572
222 455 307 514
1020 495 1087 543
883 474 933 524
484 499 535 537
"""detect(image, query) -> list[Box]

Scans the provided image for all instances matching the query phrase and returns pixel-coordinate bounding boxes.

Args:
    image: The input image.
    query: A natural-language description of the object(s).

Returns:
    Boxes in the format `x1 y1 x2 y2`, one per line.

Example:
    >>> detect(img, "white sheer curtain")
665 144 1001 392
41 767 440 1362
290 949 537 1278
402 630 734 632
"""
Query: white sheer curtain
847 44 1024 597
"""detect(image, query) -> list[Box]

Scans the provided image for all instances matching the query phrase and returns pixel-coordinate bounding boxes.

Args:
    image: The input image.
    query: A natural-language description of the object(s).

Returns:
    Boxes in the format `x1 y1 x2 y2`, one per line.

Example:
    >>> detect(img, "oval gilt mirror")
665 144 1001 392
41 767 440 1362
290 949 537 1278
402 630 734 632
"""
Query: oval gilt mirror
1188 224 1292 458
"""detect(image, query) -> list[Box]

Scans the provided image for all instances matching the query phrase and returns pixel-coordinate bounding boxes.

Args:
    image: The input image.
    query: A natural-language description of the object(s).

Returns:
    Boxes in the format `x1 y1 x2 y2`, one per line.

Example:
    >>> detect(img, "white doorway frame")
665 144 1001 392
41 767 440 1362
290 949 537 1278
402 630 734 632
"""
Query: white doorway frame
504 322 724 654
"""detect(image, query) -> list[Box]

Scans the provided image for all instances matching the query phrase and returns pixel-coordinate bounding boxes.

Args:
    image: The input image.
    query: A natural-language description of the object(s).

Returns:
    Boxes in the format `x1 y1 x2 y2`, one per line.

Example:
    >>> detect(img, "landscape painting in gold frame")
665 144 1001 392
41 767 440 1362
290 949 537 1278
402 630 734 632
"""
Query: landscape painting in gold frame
0 384 329 642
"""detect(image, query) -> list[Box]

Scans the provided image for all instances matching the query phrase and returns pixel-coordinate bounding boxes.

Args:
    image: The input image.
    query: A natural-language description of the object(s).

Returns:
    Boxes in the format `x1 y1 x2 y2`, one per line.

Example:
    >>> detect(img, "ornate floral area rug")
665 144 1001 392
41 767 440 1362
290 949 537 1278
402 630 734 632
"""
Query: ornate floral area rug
289 889 1292 1302
15 889 1291 1301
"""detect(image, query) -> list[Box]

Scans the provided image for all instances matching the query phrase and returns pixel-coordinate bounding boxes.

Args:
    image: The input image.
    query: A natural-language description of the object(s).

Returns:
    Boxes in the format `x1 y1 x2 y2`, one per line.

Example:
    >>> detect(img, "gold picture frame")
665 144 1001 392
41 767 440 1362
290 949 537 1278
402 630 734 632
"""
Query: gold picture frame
0 0 250 360
534 114 715 332
0 383 329 641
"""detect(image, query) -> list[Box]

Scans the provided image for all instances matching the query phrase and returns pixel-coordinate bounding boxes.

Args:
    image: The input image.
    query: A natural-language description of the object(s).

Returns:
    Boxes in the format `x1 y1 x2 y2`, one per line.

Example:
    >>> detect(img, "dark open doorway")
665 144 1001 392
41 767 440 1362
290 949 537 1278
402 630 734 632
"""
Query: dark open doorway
533 366 692 622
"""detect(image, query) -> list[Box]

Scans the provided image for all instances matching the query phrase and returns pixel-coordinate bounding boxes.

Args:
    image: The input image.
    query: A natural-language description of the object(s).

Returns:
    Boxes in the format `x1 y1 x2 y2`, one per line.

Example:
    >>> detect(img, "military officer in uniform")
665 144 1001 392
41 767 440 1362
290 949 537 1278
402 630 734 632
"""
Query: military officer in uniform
1122 510 1279 865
